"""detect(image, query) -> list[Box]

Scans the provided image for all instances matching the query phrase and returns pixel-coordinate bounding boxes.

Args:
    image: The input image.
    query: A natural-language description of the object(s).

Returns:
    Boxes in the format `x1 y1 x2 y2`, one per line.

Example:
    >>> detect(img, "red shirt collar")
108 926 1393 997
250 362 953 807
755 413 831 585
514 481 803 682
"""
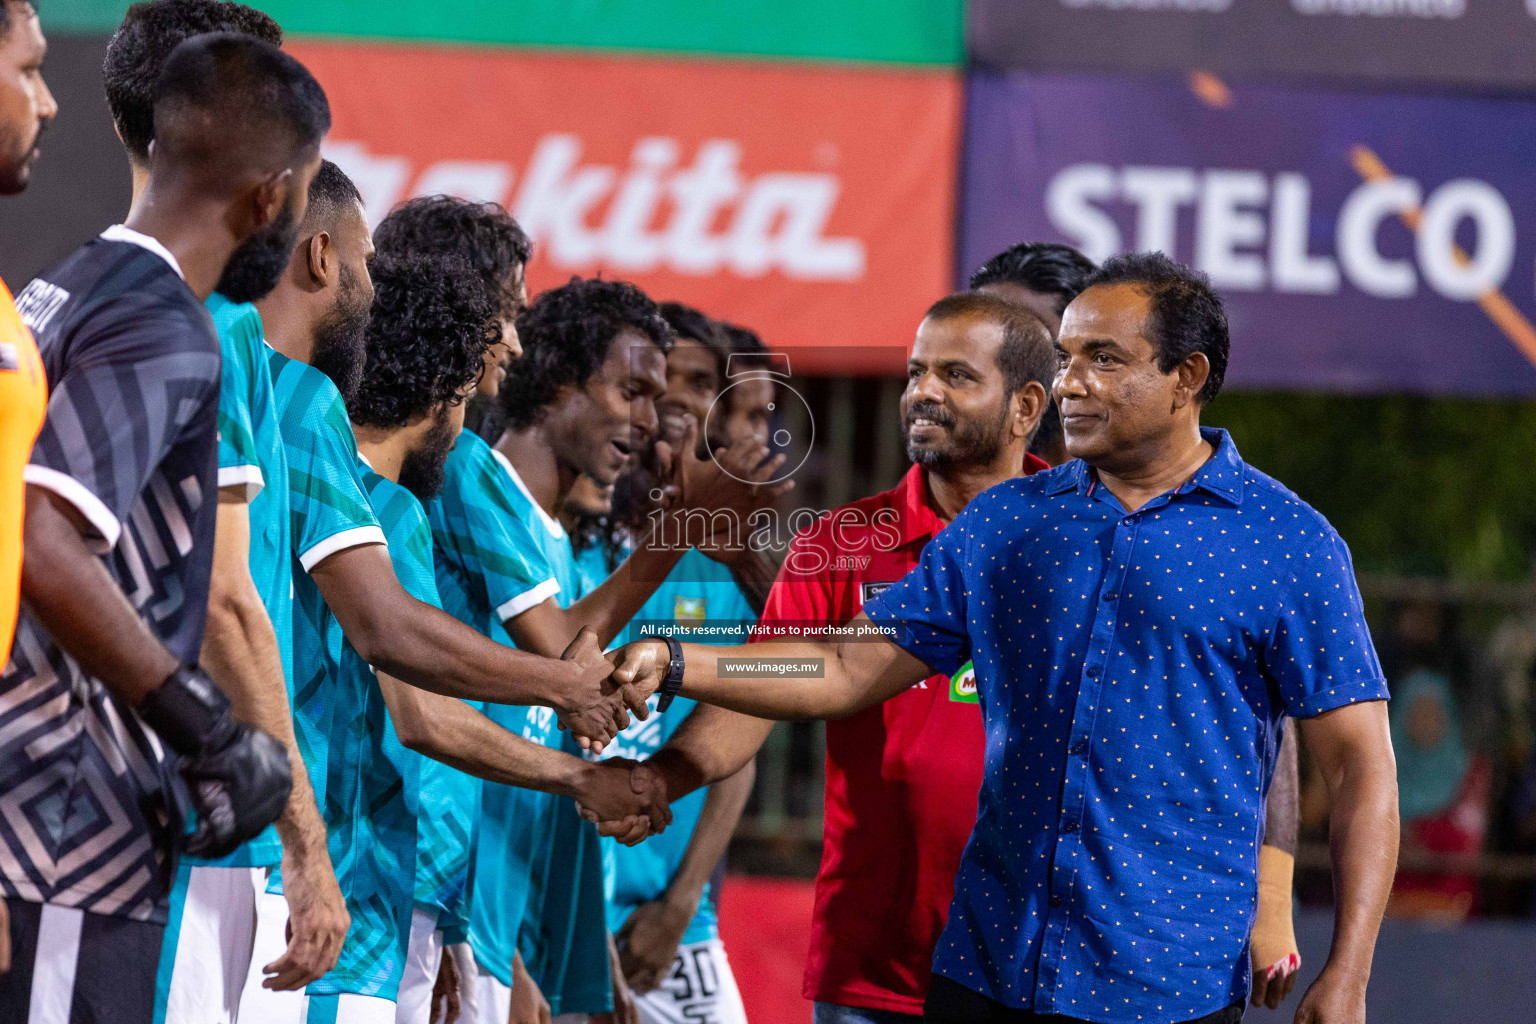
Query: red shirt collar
895 453 1051 547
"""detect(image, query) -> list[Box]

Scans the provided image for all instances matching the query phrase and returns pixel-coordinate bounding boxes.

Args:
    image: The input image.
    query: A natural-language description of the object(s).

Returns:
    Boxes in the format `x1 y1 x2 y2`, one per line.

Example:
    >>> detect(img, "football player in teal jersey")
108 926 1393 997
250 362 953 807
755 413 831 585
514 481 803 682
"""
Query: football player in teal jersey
101 6 347 1018
575 304 760 1024
464 280 783 1023
346 247 668 1024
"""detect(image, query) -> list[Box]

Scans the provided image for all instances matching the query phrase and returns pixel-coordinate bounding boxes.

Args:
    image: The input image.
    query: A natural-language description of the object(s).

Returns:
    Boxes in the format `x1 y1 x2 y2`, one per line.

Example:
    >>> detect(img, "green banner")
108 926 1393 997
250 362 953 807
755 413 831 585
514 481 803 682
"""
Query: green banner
48 0 963 65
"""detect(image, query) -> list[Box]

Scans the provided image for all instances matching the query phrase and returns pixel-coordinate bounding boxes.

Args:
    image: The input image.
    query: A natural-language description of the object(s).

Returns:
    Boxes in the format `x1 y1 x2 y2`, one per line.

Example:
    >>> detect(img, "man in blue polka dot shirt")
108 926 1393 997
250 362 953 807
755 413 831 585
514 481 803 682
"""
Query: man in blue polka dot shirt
609 252 1398 1024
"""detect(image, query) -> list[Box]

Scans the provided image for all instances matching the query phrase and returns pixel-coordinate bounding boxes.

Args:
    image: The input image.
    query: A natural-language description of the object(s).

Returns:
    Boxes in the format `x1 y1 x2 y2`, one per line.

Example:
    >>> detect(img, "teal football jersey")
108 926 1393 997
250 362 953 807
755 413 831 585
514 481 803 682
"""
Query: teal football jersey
603 549 757 945
190 293 292 868
455 449 609 1013
421 431 564 946
269 352 386 822
301 465 437 1001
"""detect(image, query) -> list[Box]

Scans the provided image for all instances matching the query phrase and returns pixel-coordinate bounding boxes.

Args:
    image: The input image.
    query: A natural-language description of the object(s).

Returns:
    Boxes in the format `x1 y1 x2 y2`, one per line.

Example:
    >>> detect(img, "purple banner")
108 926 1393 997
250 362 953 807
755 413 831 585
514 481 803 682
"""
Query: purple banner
960 71 1536 396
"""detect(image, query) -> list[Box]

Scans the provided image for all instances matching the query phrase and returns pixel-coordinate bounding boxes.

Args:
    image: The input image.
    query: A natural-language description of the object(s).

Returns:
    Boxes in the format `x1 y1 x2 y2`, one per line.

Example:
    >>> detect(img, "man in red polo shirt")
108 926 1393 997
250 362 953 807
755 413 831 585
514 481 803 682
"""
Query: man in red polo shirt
753 292 1053 1023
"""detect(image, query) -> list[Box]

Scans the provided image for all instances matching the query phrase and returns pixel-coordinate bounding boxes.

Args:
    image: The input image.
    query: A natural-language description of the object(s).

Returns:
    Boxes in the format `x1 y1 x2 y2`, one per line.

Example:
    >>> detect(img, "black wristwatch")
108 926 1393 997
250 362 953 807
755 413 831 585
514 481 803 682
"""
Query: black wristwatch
641 633 685 712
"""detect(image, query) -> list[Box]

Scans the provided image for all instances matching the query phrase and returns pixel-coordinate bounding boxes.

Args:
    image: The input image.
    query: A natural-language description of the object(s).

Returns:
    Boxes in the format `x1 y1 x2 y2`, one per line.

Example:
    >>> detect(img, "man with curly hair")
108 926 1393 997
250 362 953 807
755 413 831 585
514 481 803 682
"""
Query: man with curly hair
342 244 672 1024
448 278 766 1023
371 195 530 433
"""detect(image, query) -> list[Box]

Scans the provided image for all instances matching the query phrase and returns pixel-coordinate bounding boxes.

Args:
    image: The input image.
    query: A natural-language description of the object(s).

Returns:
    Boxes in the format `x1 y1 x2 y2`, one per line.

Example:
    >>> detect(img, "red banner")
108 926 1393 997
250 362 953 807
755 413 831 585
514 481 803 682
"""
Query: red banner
288 41 961 374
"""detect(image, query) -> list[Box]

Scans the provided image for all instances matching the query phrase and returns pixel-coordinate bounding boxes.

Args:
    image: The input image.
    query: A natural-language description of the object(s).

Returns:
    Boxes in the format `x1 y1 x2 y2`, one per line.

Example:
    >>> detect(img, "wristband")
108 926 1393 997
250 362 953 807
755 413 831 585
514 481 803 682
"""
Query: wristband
138 664 238 758
640 634 685 712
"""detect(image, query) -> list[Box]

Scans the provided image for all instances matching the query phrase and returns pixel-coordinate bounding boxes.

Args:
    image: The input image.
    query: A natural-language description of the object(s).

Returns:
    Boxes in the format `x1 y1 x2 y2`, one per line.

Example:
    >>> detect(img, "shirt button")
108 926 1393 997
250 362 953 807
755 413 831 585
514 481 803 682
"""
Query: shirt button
1102 590 1118 602
1049 894 1063 908
1085 664 1100 677
1069 740 1088 756
1062 820 1078 834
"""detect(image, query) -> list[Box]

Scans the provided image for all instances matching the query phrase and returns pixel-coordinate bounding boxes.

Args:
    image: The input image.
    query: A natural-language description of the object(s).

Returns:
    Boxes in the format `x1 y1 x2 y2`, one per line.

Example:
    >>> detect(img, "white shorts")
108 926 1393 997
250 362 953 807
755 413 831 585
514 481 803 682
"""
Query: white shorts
234 887 398 1024
633 938 748 1024
472 965 510 1024
300 992 398 1023
159 864 268 1024
394 907 442 1024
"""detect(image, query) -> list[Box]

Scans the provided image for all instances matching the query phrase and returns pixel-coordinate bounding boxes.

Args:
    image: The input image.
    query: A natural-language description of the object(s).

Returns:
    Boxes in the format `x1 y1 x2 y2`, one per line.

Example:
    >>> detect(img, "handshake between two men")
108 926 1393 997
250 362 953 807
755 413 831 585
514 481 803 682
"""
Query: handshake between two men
559 619 918 846
554 626 677 844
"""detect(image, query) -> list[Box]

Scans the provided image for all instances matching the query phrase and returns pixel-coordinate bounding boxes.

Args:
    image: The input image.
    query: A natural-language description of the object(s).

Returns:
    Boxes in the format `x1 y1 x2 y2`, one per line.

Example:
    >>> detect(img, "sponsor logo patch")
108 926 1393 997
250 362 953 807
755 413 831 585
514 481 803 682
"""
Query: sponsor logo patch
949 660 979 703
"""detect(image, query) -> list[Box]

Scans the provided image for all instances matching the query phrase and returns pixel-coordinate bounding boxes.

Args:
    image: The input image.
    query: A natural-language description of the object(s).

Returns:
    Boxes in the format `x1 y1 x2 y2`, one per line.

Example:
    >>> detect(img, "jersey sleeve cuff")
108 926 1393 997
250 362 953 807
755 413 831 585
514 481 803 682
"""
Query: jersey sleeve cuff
299 525 388 573
217 464 264 502
23 465 121 554
496 577 561 623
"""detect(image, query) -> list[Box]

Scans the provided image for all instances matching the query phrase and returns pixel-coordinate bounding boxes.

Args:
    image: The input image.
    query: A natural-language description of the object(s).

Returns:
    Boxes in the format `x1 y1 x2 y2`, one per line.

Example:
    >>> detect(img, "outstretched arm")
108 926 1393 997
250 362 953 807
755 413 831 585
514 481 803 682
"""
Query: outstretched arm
309 543 632 746
507 435 789 655
375 630 670 832
610 612 934 721
1292 701 1397 1024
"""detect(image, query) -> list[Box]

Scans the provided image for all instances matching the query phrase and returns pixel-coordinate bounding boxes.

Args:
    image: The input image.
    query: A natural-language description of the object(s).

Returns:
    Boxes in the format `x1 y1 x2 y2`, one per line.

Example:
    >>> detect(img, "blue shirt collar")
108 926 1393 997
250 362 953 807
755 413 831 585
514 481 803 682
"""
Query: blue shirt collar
1044 426 1246 506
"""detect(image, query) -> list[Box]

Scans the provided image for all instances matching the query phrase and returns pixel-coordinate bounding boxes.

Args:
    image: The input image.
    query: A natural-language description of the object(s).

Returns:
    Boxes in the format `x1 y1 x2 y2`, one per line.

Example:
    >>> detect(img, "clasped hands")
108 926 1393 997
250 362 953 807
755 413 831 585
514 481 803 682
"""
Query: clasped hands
555 631 680 845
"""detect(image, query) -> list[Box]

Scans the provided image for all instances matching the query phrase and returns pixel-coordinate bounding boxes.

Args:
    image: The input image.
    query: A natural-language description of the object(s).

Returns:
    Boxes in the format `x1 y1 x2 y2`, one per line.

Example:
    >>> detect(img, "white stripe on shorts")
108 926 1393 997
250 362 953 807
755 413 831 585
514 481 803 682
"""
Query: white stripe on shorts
28 905 83 1024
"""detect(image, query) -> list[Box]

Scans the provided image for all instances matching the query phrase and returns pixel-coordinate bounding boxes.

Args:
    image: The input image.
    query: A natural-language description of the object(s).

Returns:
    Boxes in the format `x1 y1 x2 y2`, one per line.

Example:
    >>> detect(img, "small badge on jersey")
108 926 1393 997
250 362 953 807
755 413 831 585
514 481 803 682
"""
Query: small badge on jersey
949 660 979 704
860 581 894 606
674 595 707 625
0 342 17 372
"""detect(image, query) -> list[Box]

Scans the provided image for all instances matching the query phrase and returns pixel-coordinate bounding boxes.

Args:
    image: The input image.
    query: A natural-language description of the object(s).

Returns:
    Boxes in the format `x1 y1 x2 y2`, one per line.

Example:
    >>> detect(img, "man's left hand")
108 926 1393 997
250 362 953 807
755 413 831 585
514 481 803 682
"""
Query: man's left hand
1294 965 1367 1024
617 899 691 993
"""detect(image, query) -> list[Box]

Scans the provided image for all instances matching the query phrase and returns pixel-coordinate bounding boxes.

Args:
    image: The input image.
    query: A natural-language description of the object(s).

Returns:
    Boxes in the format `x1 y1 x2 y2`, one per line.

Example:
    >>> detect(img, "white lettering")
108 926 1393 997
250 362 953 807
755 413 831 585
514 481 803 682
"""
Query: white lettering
602 137 676 272
511 135 615 266
1120 166 1197 257
1196 170 1268 290
1291 0 1463 18
1416 179 1515 300
1045 163 1121 263
1337 177 1419 298
665 141 742 274
1269 173 1339 294
729 174 865 280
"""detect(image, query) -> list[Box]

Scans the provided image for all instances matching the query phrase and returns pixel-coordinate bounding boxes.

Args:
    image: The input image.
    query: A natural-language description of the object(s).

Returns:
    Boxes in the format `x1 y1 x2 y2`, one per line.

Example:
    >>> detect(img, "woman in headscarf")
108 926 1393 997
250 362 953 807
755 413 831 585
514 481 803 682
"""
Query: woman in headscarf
1388 669 1488 921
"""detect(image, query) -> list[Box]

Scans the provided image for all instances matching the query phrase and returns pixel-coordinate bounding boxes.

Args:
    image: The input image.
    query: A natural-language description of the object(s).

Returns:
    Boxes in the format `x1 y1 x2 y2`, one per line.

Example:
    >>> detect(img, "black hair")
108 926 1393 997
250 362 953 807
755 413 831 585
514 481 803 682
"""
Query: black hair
373 196 533 322
1081 252 1229 404
303 158 362 233
718 321 764 354
348 249 498 429
104 0 282 163
500 277 673 431
659 301 727 380
922 291 1055 403
153 33 328 177
969 242 1097 315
